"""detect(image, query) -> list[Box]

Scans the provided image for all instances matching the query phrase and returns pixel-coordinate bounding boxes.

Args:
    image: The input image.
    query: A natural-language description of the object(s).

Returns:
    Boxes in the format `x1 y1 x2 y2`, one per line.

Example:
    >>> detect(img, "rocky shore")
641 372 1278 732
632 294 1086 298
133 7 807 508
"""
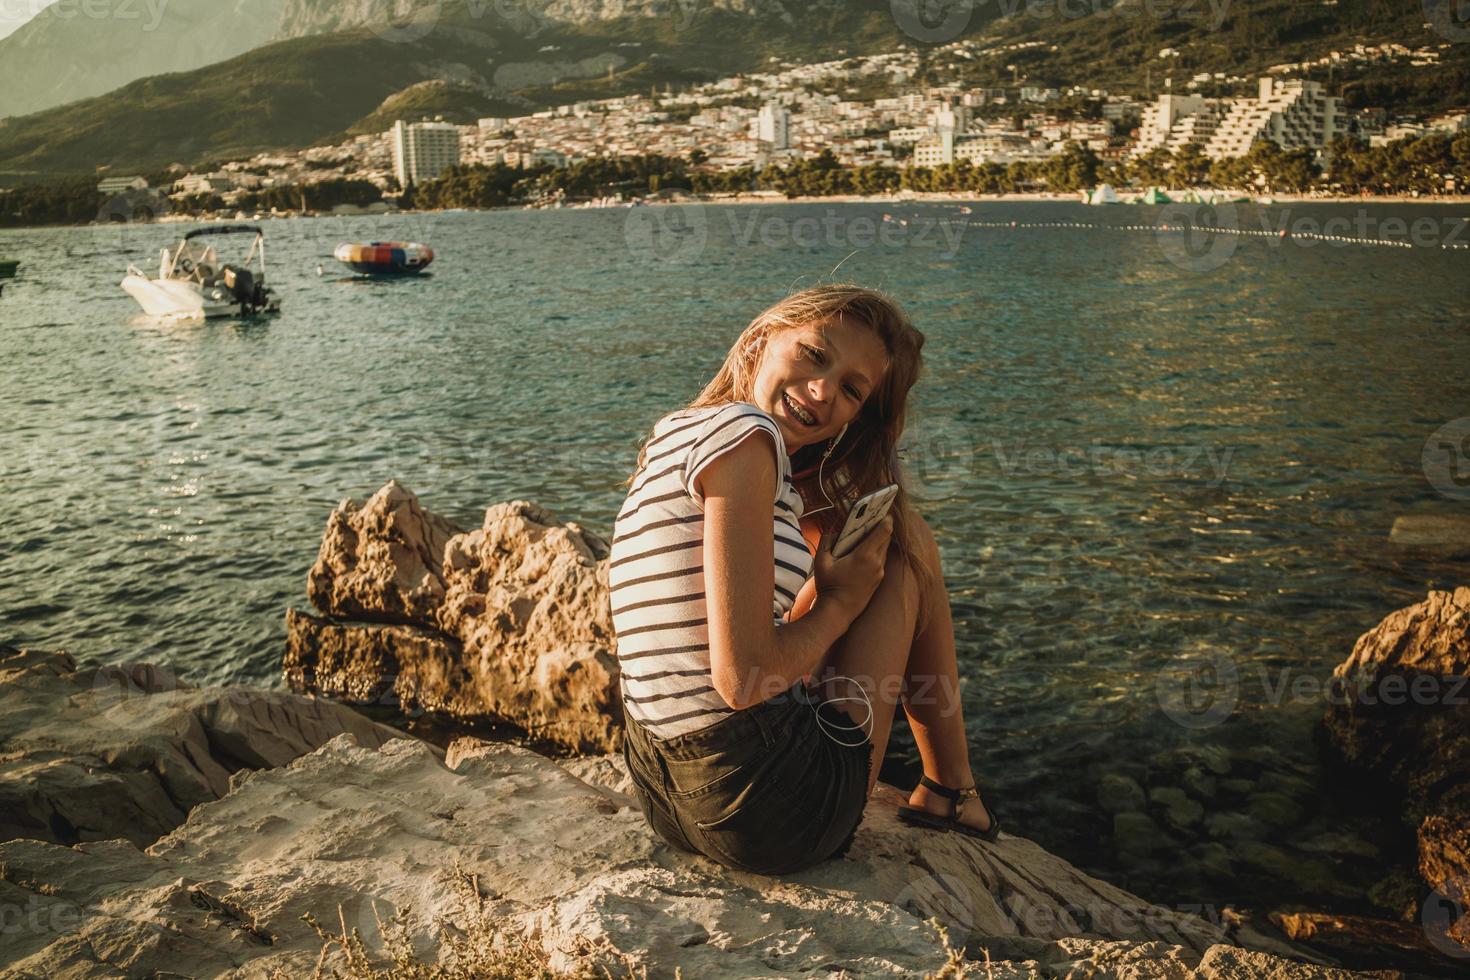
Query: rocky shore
2 480 1464 977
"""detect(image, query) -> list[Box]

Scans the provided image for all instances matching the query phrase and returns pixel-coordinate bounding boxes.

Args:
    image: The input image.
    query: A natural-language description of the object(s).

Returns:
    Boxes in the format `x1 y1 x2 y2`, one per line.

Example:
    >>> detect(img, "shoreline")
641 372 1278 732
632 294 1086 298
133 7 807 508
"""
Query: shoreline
674 191 1470 207
4 191 1470 235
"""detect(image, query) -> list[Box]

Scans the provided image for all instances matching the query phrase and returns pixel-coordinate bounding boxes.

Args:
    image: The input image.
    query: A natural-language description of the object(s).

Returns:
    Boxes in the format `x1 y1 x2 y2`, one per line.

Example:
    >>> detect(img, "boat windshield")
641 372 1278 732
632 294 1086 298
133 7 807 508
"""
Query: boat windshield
161 241 221 283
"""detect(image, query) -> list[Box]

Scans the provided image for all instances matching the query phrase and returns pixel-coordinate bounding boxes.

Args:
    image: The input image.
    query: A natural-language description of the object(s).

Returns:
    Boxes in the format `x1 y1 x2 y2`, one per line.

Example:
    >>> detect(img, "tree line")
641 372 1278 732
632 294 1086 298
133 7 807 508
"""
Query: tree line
1 131 1466 228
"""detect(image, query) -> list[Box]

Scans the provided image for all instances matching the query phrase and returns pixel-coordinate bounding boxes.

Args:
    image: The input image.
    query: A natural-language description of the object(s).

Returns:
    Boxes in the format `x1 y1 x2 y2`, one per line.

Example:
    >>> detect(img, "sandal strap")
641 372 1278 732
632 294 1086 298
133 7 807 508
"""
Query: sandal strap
919 775 979 804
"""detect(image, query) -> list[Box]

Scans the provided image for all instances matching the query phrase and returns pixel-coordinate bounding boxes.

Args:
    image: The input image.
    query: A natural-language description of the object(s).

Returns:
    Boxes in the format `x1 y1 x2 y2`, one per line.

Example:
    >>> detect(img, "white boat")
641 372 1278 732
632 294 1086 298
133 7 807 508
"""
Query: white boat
121 224 280 319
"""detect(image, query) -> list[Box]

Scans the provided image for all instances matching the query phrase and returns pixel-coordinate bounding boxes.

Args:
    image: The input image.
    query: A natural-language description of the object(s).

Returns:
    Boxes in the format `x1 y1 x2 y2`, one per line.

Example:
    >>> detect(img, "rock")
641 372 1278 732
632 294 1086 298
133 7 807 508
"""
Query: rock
1256 769 1313 798
0 646 407 849
435 500 619 753
1098 773 1147 814
1320 586 1470 956
1218 778 1256 799
1150 786 1205 831
1297 832 1380 861
1388 513 1470 558
1232 840 1294 876
1272 909 1462 977
1155 744 1232 778
1192 842 1234 881
1205 812 1265 842
307 479 465 625
289 485 621 755
1195 943 1362 979
0 727 1254 978
1036 937 1198 979
284 607 470 710
1245 791 1304 830
1181 765 1218 801
1113 812 1167 858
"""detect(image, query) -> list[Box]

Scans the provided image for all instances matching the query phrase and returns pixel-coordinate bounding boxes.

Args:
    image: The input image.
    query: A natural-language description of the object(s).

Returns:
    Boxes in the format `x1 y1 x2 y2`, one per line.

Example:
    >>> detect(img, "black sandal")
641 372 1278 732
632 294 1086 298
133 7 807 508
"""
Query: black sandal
896 775 1001 842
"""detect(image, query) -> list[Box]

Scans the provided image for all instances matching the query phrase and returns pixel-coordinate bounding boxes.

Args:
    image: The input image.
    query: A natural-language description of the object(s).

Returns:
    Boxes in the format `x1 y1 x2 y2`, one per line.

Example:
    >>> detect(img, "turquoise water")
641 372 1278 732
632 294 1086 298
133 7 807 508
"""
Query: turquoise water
2 202 1467 912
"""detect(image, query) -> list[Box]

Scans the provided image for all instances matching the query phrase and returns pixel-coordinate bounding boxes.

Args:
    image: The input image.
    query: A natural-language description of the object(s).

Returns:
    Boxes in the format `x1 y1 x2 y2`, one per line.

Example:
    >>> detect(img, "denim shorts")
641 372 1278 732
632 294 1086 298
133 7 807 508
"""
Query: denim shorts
621 681 873 876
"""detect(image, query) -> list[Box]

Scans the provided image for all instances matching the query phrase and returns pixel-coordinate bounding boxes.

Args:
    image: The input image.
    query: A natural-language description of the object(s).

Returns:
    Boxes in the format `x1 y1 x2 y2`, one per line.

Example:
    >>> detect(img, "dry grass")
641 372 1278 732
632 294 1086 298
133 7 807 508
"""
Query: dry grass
288 867 657 980
923 918 995 980
288 869 987 978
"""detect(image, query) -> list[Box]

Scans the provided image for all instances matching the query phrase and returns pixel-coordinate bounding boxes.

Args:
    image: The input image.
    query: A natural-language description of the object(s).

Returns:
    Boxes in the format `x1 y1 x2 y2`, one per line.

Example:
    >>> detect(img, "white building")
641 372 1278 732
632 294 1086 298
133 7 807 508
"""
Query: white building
754 102 790 149
913 131 1050 167
887 126 933 145
173 172 232 195
913 130 954 167
1202 78 1340 159
1131 78 1340 160
97 175 148 195
391 120 462 186
1131 94 1226 157
954 134 1049 165
930 102 971 136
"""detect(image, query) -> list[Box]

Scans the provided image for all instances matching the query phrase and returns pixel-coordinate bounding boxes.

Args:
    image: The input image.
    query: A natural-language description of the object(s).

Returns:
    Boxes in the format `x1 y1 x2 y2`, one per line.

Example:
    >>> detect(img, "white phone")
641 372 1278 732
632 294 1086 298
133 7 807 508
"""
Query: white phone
831 484 899 559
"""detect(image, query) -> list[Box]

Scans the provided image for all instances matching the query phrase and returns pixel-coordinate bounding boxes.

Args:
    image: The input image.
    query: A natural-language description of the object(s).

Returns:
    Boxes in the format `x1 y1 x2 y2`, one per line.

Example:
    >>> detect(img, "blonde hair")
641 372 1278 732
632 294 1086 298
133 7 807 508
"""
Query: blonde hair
627 282 935 635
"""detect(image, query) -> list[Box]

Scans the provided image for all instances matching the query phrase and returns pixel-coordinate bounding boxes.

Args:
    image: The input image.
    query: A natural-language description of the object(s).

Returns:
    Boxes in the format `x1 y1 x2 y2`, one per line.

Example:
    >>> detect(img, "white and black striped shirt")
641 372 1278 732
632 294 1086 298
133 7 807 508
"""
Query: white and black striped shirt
610 402 813 738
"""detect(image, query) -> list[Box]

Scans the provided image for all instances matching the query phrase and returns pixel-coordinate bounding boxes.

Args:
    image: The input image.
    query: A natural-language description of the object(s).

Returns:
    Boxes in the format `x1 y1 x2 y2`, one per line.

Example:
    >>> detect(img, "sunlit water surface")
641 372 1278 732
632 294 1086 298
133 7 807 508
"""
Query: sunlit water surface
2 202 1467 912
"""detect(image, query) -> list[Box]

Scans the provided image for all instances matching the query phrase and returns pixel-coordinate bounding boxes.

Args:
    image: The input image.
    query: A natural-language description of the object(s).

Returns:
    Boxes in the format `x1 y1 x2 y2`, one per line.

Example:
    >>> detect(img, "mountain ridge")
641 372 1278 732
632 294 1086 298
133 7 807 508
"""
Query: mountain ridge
0 0 1461 178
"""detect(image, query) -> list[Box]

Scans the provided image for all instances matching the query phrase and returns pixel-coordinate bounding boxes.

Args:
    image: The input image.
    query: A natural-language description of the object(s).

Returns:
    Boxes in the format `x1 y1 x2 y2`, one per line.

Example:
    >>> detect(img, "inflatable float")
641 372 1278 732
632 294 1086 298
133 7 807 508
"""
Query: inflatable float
334 241 434 276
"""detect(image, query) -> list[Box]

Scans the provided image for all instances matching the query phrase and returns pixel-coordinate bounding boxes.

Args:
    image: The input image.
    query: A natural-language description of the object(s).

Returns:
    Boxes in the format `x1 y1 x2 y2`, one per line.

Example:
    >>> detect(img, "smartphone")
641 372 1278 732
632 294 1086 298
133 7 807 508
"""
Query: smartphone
831 484 899 559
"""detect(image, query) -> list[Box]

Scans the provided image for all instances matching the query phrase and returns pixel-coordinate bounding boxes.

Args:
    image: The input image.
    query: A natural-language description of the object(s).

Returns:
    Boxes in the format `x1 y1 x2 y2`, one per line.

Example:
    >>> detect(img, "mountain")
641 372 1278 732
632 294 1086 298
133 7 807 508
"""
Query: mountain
0 0 850 120
0 0 288 119
0 0 907 177
0 0 1461 177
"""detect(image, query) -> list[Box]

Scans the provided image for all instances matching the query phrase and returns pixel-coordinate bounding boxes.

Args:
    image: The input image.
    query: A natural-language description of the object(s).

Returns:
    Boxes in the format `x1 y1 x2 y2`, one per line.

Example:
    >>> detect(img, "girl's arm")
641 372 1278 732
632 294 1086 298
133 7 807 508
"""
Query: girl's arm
699 431 888 710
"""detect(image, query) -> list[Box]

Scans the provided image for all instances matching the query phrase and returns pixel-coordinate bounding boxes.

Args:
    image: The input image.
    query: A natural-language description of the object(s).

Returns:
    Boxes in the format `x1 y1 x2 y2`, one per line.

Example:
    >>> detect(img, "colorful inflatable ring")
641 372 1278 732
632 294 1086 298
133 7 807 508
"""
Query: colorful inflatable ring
334 241 435 276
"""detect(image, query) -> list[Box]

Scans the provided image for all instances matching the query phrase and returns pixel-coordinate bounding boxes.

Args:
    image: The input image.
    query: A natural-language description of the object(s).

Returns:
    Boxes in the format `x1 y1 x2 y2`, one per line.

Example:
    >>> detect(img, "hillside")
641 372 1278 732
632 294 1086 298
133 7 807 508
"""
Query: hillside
0 0 289 119
0 0 1462 178
0 0 911 177
0 0 857 120
962 0 1468 110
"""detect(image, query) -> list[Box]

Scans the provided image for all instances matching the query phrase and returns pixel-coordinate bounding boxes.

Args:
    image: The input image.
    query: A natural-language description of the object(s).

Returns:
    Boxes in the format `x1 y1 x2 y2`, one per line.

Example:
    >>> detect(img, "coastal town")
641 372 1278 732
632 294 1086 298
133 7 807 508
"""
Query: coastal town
87 36 1468 216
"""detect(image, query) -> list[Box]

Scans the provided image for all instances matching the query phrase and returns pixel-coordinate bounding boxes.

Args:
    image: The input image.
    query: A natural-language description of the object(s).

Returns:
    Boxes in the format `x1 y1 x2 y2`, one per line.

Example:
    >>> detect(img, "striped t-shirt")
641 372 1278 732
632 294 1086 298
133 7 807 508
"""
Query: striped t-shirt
610 401 814 738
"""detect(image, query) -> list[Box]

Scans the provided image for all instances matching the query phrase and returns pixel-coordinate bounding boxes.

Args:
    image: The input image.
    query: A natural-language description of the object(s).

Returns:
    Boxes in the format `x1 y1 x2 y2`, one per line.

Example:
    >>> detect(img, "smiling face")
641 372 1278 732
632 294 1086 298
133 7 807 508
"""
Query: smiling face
750 317 890 454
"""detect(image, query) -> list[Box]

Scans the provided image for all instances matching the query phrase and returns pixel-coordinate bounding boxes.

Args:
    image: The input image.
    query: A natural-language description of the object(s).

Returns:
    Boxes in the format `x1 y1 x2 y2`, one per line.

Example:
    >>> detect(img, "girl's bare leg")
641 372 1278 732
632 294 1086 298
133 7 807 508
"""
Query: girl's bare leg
895 519 994 832
807 534 919 795
813 515 994 832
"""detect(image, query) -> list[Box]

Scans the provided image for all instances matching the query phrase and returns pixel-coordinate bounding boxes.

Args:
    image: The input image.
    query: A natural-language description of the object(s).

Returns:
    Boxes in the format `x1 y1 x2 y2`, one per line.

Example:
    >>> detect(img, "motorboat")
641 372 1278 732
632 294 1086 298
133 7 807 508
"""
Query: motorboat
121 224 280 318
334 241 434 276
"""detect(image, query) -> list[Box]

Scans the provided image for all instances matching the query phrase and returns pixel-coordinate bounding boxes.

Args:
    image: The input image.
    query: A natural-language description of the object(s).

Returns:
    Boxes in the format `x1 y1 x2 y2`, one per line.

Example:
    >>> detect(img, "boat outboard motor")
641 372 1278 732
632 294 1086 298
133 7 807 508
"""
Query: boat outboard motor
222 265 256 312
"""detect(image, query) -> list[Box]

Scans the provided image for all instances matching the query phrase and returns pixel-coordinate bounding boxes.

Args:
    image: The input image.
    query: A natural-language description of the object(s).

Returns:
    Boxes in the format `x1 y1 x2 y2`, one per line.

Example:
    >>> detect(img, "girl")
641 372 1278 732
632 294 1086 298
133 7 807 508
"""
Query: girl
612 283 998 876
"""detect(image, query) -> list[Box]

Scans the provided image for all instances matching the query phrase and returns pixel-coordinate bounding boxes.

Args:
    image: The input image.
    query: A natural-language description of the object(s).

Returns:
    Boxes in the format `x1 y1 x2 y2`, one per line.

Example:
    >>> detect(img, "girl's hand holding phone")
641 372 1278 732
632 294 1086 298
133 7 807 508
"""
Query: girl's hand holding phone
814 513 893 621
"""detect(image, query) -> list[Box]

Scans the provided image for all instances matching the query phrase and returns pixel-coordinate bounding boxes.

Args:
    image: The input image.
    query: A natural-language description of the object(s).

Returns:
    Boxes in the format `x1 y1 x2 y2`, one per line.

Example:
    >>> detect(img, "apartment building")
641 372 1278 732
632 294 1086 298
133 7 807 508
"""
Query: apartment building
1130 78 1340 160
1204 78 1339 159
1132 94 1228 156
913 131 1048 167
391 120 462 186
754 102 790 149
